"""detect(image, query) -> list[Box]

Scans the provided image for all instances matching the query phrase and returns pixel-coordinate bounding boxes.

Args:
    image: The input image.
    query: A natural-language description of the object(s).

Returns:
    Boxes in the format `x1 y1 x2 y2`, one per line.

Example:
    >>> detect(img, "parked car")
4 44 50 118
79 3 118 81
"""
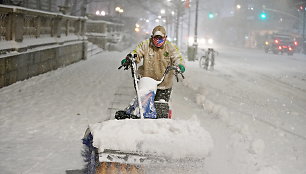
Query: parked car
264 34 295 56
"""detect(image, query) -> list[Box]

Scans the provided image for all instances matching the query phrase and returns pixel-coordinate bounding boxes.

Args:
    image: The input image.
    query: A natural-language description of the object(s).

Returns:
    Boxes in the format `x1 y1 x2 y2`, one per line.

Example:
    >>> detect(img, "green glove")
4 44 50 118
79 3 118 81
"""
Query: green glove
121 59 127 65
121 54 132 66
178 64 185 73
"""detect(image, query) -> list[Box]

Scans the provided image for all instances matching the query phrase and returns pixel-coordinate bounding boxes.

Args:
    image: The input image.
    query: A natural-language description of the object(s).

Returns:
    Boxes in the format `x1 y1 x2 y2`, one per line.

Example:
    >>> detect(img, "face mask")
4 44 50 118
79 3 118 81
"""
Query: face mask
152 36 166 48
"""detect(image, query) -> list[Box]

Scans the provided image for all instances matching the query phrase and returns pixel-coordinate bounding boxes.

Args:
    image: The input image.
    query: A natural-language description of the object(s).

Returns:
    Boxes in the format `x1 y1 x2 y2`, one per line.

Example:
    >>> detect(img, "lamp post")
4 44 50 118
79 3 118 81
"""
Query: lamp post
303 10 306 54
194 0 199 47
187 0 198 61
81 0 87 16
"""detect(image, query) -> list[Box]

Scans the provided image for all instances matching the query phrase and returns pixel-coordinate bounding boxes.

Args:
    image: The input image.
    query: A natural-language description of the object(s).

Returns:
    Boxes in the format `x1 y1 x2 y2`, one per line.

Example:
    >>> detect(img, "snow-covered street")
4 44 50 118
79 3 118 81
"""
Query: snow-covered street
1 46 306 174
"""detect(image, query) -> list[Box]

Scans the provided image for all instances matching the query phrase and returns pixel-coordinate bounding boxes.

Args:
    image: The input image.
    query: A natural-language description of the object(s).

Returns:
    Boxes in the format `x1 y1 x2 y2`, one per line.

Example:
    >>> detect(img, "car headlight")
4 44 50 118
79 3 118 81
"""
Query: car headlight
208 38 214 44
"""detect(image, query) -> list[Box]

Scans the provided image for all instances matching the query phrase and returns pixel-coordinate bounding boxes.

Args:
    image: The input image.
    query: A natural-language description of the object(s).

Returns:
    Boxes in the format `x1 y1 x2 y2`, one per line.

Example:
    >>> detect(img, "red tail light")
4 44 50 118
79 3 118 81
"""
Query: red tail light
278 46 282 50
289 47 292 51
294 41 298 46
275 40 279 44
168 109 172 119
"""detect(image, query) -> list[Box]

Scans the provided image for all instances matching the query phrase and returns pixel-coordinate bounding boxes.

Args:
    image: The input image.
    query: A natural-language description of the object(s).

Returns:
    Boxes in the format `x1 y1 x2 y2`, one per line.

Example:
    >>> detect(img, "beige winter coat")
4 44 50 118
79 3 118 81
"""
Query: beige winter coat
131 39 185 89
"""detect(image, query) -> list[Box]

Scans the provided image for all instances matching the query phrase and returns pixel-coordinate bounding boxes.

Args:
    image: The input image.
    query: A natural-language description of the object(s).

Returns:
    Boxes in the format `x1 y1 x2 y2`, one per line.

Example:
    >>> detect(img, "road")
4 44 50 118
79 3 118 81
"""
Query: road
176 47 306 174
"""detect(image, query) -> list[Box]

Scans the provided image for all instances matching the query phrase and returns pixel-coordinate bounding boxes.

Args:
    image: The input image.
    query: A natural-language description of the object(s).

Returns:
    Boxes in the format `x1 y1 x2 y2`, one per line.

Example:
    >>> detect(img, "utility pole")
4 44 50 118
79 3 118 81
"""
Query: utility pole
175 6 180 46
303 11 306 54
187 0 198 61
193 0 199 47
81 0 87 17
187 3 191 47
192 0 199 58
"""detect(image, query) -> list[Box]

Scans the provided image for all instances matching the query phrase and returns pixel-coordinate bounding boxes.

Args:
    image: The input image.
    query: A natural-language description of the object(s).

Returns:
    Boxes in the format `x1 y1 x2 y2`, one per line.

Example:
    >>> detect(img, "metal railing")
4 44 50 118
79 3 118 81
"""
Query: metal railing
0 4 127 53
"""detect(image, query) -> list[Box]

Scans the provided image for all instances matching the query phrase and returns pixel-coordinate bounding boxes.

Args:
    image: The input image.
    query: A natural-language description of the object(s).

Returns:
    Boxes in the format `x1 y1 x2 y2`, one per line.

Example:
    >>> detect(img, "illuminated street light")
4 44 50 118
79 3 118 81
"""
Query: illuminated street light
155 19 160 23
135 27 140 32
208 38 214 44
146 19 149 23
171 11 175 16
236 4 241 9
136 23 140 28
115 7 121 12
163 19 166 23
161 9 165 14
115 7 124 15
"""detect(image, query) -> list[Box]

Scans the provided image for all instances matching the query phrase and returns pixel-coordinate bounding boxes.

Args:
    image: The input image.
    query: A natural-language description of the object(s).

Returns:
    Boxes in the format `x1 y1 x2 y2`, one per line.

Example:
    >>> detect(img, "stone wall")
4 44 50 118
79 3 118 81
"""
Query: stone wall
0 5 87 88
0 41 87 88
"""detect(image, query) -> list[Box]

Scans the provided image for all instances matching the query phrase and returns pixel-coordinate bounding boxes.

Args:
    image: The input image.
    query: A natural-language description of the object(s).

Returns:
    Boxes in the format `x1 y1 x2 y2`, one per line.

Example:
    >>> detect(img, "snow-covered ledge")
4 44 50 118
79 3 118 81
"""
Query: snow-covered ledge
0 5 88 88
0 4 86 54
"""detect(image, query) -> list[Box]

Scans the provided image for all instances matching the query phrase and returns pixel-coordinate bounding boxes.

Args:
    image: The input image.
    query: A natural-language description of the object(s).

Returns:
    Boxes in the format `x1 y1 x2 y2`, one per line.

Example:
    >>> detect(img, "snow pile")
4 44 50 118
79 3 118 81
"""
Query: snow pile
89 117 213 159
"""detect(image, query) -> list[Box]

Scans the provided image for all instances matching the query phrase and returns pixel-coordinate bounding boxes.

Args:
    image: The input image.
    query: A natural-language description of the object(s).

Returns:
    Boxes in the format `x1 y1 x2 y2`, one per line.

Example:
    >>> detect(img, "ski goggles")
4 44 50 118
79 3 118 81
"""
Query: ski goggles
152 36 166 48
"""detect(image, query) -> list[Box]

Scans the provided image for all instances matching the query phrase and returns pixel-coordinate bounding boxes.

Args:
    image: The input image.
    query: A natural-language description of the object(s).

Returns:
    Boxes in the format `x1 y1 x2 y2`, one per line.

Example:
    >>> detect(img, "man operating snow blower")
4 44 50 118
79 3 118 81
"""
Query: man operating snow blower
82 26 213 174
118 25 186 119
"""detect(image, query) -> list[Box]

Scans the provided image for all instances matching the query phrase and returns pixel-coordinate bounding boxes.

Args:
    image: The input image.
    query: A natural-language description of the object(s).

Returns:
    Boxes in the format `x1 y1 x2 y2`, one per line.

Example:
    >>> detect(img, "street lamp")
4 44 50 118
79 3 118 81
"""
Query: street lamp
115 7 124 16
96 10 106 16
115 7 121 12
236 4 241 9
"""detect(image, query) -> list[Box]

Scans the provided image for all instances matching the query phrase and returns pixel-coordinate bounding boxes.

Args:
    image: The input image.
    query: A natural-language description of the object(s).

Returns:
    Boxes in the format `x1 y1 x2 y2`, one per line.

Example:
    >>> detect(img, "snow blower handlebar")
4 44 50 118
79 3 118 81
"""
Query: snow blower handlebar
118 53 135 70
160 65 185 83
118 54 184 83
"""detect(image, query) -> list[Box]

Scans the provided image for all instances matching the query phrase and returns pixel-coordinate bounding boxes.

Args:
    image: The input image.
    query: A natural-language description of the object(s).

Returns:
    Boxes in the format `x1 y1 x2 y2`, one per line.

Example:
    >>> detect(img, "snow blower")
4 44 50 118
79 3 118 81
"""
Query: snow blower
82 54 213 174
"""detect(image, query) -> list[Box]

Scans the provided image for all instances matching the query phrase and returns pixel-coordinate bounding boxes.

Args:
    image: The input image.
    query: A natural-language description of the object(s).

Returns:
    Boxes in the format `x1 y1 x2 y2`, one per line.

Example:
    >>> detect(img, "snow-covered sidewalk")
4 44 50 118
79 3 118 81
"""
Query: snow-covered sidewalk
1 46 306 174
0 50 130 174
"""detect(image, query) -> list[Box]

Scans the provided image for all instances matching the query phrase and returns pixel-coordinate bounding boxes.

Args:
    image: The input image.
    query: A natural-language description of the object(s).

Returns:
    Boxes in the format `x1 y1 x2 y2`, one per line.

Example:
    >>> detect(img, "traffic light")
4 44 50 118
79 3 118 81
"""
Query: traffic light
208 12 214 19
259 12 267 20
